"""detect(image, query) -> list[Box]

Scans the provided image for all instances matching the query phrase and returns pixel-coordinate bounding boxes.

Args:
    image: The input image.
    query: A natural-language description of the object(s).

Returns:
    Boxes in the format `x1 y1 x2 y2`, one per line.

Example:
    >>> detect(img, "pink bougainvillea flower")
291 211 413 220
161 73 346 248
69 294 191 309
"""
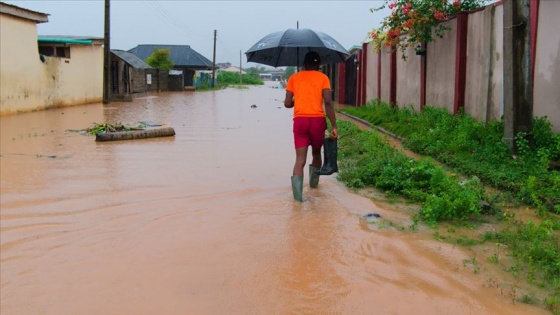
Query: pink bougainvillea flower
402 3 412 14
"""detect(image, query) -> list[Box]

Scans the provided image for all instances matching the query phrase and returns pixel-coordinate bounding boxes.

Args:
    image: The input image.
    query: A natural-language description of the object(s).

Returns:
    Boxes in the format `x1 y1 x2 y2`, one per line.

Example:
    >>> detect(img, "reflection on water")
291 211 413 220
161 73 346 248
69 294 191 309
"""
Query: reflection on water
0 83 549 314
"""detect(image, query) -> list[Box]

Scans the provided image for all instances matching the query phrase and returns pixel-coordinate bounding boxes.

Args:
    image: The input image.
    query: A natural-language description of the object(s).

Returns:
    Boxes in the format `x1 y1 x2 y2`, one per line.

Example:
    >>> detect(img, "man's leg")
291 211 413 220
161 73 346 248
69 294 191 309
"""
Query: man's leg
307 145 320 188
293 147 308 176
310 146 322 168
291 146 307 202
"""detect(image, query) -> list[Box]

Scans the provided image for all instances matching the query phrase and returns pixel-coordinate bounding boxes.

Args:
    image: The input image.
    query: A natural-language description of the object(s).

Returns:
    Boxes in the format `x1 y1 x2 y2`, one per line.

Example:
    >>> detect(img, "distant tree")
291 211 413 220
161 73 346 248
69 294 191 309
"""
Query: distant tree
245 67 261 79
145 49 174 70
283 66 296 80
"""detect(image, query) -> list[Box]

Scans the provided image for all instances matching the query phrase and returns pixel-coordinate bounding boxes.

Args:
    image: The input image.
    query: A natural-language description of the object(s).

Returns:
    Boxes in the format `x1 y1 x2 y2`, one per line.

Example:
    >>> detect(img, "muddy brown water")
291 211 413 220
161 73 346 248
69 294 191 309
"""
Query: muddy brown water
0 83 549 314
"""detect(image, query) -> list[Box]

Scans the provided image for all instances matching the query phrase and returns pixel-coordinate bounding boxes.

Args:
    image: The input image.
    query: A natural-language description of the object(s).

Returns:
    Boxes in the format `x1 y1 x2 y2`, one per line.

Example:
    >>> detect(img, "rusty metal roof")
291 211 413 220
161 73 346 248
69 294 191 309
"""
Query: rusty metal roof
128 44 212 69
111 49 151 69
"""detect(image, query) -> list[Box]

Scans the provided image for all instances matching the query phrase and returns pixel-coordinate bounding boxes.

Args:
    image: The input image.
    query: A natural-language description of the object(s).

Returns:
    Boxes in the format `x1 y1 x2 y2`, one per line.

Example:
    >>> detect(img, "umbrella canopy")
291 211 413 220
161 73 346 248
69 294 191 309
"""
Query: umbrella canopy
245 28 351 67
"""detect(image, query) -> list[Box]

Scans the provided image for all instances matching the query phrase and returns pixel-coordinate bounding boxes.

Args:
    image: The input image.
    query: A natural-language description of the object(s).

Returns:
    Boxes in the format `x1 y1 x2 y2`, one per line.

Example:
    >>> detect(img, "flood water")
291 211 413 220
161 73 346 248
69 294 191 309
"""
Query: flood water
0 83 549 314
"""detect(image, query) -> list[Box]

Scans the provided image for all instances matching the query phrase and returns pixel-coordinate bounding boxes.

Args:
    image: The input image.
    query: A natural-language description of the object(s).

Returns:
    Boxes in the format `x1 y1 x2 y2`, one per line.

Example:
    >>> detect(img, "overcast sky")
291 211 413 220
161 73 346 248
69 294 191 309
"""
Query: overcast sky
5 0 390 68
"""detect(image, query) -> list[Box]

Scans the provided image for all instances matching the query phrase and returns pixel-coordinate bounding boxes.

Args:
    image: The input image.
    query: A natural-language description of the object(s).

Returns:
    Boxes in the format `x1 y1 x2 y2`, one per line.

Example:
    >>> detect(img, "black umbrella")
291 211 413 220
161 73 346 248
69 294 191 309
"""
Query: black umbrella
245 28 351 67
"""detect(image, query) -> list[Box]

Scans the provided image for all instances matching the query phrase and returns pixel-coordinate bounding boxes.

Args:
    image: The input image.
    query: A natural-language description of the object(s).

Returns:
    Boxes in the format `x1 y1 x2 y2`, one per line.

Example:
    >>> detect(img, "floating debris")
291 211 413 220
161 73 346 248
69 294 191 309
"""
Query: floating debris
83 122 144 135
363 213 382 223
139 121 163 127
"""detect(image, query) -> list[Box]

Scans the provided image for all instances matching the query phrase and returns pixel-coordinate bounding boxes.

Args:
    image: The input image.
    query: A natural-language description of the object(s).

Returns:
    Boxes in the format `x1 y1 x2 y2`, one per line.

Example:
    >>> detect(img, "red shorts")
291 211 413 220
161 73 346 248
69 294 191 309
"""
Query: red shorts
293 117 327 149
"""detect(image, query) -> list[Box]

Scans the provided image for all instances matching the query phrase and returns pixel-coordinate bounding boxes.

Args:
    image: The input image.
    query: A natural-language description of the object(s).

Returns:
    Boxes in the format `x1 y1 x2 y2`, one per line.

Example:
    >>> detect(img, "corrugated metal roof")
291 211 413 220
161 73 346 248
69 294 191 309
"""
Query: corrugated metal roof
111 49 151 69
39 37 92 45
128 44 212 69
38 35 104 45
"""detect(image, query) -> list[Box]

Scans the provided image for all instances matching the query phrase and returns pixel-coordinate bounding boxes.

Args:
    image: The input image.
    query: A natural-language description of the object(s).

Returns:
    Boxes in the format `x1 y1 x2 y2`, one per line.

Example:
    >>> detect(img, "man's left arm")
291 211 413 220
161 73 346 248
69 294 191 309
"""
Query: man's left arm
284 90 294 108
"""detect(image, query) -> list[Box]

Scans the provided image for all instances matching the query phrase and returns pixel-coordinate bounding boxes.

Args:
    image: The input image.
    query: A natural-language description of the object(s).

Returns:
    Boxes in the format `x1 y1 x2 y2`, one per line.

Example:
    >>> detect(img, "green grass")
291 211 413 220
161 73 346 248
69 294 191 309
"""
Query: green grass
218 71 264 86
336 101 560 313
195 72 264 91
342 101 559 215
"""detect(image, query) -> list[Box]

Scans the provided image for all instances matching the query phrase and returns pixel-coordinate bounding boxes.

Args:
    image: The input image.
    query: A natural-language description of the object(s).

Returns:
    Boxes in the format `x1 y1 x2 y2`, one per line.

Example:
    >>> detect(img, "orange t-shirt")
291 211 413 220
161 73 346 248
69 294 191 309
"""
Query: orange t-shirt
286 70 331 118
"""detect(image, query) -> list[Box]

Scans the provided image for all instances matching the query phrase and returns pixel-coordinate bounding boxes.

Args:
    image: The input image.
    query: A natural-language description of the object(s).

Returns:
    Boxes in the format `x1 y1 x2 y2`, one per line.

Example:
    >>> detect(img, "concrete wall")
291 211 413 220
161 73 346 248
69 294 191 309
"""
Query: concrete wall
425 18 457 114
0 13 103 115
145 69 169 92
489 4 504 122
463 5 504 123
396 44 421 110
0 14 46 114
533 0 560 132
50 45 103 106
131 68 148 93
465 6 492 122
379 46 392 102
365 47 378 102
351 1 557 132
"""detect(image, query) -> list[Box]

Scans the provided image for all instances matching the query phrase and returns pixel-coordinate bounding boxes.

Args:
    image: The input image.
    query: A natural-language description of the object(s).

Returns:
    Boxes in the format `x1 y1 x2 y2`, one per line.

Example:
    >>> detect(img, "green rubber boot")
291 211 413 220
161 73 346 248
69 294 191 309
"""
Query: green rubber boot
291 175 303 202
309 165 320 188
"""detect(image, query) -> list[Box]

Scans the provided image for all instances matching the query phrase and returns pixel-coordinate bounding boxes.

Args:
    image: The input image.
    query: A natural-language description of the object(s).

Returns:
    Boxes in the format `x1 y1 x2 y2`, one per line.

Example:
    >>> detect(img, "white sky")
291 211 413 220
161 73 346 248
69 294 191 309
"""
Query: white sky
5 0 390 68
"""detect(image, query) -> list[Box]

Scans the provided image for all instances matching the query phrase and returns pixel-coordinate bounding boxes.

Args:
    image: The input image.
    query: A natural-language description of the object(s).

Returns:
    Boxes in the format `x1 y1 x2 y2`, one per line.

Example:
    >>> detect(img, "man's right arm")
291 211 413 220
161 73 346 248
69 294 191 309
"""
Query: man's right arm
322 88 338 139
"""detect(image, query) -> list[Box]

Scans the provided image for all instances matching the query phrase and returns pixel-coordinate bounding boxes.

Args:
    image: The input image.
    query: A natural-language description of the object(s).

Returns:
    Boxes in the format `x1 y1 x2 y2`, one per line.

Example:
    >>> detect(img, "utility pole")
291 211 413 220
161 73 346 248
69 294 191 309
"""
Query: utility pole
103 0 111 104
239 50 242 84
212 30 217 87
503 0 532 151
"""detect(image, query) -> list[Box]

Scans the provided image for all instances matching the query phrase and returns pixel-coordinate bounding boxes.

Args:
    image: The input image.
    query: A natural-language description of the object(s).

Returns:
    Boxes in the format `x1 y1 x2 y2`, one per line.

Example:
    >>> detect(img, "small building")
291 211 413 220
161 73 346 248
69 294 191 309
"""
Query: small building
128 44 213 89
110 49 155 100
218 66 246 74
259 73 272 80
1 2 104 115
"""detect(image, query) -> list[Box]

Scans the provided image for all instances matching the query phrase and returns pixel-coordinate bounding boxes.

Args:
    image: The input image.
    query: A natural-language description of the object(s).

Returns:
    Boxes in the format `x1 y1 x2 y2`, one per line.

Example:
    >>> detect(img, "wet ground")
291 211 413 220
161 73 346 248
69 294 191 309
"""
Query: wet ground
0 82 550 314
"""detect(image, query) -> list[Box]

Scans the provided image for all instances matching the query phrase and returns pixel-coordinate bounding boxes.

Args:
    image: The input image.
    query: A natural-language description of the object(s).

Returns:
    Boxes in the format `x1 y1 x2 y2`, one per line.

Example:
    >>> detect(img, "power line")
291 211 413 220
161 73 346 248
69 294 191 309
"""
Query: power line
142 1 208 42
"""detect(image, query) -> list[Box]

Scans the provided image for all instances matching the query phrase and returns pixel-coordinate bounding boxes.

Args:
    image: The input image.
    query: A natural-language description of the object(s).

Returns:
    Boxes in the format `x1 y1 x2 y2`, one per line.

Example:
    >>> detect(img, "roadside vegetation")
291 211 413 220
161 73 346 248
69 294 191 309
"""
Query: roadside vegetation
196 71 264 91
218 71 263 86
336 100 559 313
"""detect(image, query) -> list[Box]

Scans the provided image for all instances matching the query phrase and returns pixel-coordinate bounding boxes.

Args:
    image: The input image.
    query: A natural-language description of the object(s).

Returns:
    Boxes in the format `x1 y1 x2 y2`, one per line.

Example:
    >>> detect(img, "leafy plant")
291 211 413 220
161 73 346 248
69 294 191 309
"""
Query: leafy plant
337 120 485 226
145 49 174 70
369 0 487 59
217 71 264 86
84 122 143 134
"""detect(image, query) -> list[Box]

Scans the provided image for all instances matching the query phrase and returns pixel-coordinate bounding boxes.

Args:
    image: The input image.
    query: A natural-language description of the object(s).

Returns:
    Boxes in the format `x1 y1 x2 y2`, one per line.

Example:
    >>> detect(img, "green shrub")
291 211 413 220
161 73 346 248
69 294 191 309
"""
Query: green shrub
337 120 485 226
217 71 264 86
341 101 559 214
